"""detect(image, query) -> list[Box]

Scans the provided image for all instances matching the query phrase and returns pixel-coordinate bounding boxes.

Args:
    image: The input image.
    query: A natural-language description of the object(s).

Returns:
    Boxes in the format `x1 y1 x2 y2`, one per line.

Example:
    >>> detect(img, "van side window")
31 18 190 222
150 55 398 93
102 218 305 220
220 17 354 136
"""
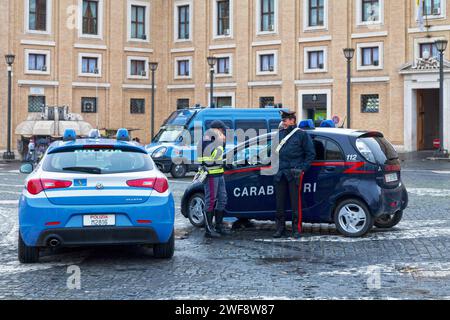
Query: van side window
235 120 267 132
205 120 233 130
313 137 344 161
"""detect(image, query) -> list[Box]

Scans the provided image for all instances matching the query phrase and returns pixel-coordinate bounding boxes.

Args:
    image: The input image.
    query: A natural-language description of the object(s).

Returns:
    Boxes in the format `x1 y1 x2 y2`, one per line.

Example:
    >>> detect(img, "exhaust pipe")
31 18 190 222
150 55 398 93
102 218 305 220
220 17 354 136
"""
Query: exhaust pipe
48 238 61 248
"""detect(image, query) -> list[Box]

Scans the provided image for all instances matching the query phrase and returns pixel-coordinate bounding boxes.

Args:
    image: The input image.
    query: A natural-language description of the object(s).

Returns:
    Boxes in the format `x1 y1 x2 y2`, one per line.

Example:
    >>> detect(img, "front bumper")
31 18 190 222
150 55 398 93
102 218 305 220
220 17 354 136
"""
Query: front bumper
153 158 173 173
19 193 175 247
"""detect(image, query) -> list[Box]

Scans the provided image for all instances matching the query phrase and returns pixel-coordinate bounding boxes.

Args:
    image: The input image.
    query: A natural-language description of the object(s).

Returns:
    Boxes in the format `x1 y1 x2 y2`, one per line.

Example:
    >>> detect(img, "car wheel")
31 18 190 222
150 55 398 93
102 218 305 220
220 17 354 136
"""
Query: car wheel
171 164 187 179
153 229 175 259
374 211 403 229
18 232 39 264
334 199 374 238
188 193 205 228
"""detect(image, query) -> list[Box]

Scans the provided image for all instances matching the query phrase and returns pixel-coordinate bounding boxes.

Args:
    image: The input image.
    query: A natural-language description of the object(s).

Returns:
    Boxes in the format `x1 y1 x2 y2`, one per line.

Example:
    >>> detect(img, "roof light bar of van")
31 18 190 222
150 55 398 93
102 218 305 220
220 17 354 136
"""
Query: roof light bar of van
116 128 130 141
320 120 336 128
299 119 315 130
63 129 77 142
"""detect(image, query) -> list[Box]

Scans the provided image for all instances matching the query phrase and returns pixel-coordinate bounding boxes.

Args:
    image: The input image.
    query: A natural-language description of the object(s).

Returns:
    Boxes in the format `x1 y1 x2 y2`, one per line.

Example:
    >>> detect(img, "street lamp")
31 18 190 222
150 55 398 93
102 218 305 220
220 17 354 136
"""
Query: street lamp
343 48 355 129
207 56 217 108
435 39 448 157
3 54 15 160
149 62 159 140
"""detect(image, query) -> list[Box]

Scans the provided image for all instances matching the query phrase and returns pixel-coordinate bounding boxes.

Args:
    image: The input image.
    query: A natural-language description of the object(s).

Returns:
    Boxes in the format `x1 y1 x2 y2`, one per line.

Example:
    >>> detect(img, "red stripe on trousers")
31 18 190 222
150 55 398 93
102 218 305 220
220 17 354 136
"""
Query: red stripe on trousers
208 176 215 212
298 172 304 233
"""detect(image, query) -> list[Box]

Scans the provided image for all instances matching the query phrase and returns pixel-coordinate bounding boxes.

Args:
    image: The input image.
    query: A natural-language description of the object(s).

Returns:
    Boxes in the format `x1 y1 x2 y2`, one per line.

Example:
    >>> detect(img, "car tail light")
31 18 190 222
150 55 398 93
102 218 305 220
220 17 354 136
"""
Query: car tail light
127 177 169 193
27 179 73 195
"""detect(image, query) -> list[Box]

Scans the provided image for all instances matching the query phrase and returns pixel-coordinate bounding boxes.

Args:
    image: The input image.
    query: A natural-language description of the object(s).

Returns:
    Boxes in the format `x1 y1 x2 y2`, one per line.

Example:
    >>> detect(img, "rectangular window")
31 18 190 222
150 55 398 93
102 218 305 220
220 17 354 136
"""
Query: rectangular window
178 5 190 40
29 0 47 31
177 60 190 77
260 54 275 72
216 57 230 74
423 0 442 16
176 99 190 110
130 60 146 76
82 57 99 74
361 94 380 113
131 5 146 39
213 97 232 108
260 0 275 32
81 97 97 113
28 54 47 71
217 0 230 36
308 51 324 69
420 43 439 58
259 97 275 108
82 0 98 35
308 0 324 27
362 0 380 22
28 96 46 113
361 47 379 66
130 99 145 114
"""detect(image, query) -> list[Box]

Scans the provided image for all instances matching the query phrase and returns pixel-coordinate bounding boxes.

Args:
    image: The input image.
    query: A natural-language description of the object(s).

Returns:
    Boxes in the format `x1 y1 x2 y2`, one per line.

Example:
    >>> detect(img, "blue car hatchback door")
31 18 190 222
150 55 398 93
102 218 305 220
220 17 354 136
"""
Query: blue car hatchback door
18 129 175 263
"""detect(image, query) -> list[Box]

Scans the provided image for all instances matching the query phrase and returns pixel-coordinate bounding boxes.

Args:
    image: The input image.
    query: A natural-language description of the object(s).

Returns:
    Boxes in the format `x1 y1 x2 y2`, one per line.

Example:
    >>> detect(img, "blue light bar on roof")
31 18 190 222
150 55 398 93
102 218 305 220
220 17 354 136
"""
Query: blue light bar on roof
320 120 336 128
116 128 130 141
63 129 77 142
299 119 315 130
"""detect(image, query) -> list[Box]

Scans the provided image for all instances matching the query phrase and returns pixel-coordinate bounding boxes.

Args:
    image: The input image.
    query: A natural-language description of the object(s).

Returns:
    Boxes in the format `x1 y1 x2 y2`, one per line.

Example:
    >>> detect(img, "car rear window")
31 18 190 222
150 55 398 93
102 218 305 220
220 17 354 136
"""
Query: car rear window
42 149 153 174
356 137 398 164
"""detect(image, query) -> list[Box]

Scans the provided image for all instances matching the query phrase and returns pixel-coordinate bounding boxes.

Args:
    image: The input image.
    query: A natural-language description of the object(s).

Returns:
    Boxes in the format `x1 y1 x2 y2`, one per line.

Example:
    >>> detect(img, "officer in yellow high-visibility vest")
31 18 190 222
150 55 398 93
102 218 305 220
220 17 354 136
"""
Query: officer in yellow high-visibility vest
197 120 230 238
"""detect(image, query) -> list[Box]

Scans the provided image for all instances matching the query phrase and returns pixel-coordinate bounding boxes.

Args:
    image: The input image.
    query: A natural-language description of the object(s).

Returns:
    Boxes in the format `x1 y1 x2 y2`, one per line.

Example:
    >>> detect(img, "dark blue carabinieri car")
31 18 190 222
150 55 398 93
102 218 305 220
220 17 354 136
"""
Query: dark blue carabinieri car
181 126 408 237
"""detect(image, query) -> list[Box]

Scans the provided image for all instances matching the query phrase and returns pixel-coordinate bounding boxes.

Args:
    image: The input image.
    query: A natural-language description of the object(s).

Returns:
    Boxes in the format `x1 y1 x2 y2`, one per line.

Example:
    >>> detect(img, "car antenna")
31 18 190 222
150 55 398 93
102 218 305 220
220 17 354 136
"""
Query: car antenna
340 116 347 129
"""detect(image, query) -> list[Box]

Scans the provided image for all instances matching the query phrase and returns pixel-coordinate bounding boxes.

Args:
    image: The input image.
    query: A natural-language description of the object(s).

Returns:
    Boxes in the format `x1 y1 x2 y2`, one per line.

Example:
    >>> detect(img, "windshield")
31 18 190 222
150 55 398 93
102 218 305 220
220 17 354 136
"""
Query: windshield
42 149 153 174
164 110 196 126
153 127 185 143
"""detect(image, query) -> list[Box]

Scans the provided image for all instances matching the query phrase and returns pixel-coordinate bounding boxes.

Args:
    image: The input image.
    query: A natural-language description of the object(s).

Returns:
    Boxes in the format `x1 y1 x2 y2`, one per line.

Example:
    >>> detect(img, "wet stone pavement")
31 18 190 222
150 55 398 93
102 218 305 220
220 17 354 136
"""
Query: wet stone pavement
0 160 449 300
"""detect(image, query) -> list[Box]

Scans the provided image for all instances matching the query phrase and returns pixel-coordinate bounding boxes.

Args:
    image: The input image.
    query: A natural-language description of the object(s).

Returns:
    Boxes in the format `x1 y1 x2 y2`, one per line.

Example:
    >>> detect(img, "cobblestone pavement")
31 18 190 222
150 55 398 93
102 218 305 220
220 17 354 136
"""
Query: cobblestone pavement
0 160 449 300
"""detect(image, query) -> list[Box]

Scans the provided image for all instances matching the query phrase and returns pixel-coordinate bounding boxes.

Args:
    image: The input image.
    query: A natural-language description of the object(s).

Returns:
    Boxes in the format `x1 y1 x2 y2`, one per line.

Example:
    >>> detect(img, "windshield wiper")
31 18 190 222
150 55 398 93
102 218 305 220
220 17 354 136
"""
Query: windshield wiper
62 167 102 174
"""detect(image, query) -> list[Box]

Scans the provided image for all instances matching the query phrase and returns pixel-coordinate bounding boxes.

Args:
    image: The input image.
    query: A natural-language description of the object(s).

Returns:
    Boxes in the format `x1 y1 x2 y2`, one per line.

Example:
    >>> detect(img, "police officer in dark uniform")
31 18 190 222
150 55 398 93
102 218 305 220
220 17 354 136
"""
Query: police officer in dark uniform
273 111 316 239
197 120 230 238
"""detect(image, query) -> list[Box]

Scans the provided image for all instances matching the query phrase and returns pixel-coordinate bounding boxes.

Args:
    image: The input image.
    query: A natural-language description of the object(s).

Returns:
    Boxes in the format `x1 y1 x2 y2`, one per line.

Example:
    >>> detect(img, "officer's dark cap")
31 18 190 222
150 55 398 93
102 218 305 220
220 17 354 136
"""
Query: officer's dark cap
280 111 297 120
209 120 228 130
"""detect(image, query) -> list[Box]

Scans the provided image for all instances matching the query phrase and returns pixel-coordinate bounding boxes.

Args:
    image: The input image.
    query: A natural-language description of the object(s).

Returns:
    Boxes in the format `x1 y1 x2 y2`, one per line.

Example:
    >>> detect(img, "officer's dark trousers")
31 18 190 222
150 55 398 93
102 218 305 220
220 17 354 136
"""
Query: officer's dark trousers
275 175 299 227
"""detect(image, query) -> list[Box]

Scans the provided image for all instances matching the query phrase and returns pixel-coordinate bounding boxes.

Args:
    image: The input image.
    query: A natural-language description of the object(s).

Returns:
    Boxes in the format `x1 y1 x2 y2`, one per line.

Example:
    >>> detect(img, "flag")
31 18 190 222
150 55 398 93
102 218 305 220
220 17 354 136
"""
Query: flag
417 0 425 31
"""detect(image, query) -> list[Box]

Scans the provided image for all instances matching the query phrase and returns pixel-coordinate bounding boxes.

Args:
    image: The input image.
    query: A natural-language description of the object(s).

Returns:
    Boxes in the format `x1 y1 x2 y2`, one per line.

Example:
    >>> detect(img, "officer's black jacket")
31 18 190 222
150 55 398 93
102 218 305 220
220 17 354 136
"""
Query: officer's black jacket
275 125 316 182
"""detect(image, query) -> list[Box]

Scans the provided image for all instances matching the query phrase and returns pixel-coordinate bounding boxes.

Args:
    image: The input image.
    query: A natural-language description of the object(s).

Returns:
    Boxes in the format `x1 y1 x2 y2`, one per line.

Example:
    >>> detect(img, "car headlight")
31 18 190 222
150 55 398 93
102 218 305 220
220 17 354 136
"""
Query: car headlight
152 147 168 158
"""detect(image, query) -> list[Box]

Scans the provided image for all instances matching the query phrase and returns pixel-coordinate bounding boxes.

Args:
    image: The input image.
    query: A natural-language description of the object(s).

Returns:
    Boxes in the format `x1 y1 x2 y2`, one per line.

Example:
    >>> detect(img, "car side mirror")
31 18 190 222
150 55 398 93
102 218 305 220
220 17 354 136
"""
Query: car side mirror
20 163 34 174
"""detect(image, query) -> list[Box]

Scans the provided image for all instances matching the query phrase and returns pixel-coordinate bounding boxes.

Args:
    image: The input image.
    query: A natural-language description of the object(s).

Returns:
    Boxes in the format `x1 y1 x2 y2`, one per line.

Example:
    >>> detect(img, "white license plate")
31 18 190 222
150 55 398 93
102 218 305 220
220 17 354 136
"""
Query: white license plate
83 215 116 227
385 173 398 183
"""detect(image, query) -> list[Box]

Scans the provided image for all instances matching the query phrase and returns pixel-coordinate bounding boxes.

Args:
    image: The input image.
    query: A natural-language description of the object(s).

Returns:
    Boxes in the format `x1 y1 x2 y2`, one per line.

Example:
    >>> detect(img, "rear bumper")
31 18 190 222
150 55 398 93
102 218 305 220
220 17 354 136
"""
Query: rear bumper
36 227 162 247
372 183 408 217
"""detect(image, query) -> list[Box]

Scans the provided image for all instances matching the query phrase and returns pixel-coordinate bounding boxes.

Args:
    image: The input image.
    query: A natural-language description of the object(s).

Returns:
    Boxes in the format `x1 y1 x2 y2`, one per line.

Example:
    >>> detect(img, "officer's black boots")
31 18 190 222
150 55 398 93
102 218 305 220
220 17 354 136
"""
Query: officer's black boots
292 214 301 239
204 211 221 238
273 217 286 238
214 211 231 235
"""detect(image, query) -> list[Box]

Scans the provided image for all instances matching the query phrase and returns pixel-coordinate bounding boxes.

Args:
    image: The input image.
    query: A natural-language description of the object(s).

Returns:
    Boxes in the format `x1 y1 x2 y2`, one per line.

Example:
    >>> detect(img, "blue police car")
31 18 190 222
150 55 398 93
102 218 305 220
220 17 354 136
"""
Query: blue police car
18 129 175 263
181 122 408 237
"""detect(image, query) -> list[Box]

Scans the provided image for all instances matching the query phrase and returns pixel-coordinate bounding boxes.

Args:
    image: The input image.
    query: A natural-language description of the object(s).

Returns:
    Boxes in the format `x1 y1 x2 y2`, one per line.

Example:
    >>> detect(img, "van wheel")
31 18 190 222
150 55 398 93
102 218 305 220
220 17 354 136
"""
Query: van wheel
171 164 187 179
18 233 39 264
188 193 205 228
334 199 373 237
374 211 403 229
153 230 175 259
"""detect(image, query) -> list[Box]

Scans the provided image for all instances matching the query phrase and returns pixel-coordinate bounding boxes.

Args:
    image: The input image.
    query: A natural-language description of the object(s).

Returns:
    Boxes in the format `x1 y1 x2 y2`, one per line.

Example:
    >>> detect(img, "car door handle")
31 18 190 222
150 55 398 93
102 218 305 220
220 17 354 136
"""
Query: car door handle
324 166 336 172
